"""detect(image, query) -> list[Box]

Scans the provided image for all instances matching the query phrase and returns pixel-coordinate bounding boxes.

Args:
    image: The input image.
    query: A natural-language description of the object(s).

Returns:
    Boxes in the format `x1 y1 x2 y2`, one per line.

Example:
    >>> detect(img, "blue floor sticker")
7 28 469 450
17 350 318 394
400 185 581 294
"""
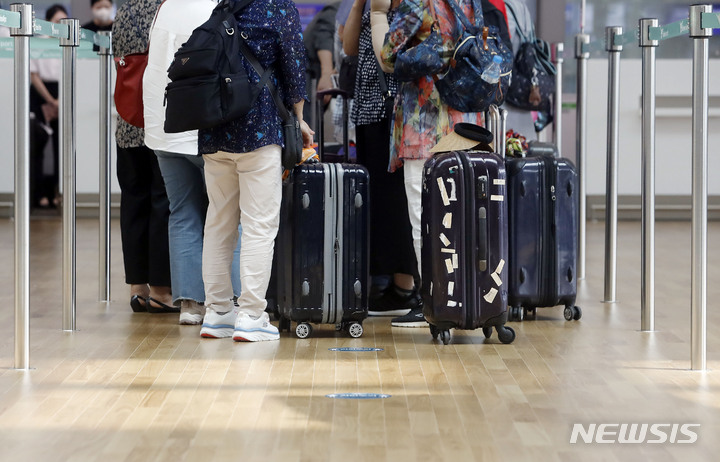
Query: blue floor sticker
328 347 384 352
326 393 391 399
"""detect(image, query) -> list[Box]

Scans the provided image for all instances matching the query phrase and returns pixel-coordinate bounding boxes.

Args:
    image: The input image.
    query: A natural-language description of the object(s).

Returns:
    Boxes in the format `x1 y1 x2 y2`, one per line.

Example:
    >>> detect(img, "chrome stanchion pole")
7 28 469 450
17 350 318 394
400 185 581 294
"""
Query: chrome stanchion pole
689 4 711 371
551 42 564 156
10 3 34 370
603 27 622 303
98 31 112 302
640 19 658 332
575 34 589 280
60 18 79 331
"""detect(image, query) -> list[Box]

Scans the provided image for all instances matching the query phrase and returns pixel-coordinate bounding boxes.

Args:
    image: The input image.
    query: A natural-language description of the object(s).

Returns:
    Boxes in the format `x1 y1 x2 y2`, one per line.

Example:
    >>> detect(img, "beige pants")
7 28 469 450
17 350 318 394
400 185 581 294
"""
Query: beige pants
403 159 425 278
202 145 282 317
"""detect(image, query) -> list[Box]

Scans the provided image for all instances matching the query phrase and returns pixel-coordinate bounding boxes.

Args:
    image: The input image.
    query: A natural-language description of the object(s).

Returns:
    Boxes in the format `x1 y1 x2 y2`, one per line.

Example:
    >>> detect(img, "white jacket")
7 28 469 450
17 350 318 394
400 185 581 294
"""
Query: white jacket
143 0 217 154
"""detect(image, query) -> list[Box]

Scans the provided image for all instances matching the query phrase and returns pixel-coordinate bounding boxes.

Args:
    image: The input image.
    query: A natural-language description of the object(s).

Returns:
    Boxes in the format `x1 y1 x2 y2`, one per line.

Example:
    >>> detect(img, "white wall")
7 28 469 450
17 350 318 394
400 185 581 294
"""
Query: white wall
0 57 120 195
577 58 720 196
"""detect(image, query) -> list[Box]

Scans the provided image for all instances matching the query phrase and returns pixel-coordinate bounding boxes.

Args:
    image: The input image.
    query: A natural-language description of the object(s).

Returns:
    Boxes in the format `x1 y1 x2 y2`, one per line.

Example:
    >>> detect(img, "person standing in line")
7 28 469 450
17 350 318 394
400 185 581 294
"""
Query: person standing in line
376 0 491 326
29 4 66 210
343 0 422 325
199 0 313 342
144 0 243 325
112 0 174 313
82 0 114 33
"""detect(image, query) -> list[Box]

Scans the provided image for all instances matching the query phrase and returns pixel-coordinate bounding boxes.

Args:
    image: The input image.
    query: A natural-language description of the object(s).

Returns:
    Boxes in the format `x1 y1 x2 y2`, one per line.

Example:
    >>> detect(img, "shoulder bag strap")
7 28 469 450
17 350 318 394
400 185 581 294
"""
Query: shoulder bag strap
237 35 292 122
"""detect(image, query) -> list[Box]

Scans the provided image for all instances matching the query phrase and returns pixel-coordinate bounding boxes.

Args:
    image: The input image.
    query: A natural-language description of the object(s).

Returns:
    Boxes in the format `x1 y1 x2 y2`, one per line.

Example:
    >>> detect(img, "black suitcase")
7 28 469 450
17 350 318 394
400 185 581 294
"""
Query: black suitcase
272 89 369 338
505 145 582 322
421 150 515 345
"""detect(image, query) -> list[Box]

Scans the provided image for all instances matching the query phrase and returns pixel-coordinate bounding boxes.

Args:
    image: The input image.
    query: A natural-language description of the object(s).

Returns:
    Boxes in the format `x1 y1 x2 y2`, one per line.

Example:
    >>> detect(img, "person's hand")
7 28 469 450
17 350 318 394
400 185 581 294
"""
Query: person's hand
41 101 58 122
300 119 315 147
317 73 334 105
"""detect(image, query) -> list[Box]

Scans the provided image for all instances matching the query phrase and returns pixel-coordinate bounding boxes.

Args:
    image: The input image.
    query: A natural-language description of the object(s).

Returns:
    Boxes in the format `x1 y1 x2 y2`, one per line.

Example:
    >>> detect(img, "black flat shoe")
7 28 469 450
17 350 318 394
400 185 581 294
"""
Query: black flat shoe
130 295 147 313
146 297 180 314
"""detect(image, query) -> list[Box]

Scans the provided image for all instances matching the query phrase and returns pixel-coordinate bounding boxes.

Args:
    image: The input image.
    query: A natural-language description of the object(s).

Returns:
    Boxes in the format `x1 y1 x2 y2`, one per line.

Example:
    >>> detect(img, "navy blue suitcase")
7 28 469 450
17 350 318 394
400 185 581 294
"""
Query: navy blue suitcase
505 151 582 321
421 150 515 345
272 88 369 338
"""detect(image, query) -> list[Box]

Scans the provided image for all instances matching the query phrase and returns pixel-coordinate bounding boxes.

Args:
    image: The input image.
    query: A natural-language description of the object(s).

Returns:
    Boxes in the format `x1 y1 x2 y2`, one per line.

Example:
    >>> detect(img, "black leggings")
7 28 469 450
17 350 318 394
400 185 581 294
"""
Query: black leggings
355 121 418 279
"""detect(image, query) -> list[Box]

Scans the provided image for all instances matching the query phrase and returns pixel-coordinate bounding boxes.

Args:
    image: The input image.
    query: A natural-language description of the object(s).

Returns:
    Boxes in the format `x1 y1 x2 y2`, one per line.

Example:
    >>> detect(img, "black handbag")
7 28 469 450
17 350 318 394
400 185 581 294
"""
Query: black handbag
238 36 302 171
504 2 556 113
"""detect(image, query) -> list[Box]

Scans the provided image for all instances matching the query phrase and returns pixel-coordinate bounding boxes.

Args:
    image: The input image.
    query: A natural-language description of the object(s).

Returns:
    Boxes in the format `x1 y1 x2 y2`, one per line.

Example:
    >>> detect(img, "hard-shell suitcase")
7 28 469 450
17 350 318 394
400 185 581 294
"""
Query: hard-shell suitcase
505 146 582 322
273 88 369 338
421 150 516 345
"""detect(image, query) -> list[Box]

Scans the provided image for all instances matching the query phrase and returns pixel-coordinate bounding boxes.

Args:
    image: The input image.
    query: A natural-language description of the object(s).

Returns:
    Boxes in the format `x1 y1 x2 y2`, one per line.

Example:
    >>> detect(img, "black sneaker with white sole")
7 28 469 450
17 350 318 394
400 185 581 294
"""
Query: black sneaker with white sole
390 307 428 327
369 287 421 317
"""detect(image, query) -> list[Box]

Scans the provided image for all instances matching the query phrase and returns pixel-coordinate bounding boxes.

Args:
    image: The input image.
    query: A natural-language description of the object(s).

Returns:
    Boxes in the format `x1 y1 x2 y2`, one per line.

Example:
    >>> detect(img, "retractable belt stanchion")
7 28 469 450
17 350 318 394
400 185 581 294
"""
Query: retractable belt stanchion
60 18 79 332
689 4 712 371
640 18 658 332
575 34 589 281
603 27 622 303
98 31 112 302
10 3 33 370
551 43 563 156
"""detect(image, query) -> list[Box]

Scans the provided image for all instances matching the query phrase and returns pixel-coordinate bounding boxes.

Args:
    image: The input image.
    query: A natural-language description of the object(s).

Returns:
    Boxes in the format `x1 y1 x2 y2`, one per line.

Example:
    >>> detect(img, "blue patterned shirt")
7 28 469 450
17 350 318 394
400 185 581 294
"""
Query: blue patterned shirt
199 0 307 155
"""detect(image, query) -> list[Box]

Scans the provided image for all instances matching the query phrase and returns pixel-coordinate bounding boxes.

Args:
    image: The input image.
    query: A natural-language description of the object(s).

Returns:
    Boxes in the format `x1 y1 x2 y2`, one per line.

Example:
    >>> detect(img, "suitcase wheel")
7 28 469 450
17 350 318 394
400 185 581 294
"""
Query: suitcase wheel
523 308 536 321
430 324 439 340
295 322 313 339
509 306 524 322
279 317 292 333
482 326 493 339
439 330 451 345
564 306 582 321
497 325 516 344
347 322 363 338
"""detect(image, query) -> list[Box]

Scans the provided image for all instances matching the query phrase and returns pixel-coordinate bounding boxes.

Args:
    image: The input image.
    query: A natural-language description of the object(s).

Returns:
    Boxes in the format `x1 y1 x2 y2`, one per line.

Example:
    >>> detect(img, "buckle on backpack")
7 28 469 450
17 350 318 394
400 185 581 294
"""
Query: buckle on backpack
222 20 235 35
482 27 489 51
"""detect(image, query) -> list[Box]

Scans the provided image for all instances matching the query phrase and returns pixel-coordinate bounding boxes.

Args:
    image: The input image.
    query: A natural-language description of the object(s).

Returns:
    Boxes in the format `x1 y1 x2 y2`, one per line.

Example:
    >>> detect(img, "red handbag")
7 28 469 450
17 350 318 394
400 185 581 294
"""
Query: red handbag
114 52 147 128
113 1 165 128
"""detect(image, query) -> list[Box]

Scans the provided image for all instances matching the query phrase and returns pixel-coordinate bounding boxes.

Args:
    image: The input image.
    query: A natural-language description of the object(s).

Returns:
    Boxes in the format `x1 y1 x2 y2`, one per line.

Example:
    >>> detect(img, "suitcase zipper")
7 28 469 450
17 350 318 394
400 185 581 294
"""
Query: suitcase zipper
544 156 558 305
457 152 476 329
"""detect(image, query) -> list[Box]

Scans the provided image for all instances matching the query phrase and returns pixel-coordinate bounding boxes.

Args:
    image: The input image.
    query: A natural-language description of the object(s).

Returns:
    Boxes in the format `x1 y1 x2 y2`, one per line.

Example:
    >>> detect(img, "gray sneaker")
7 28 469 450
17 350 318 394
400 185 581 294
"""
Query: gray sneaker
179 300 206 325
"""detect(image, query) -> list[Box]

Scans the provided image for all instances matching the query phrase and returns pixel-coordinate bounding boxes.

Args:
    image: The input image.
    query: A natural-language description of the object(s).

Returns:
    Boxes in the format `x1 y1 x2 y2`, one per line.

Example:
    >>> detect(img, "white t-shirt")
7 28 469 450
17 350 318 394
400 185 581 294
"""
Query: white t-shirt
143 0 218 154
30 58 62 82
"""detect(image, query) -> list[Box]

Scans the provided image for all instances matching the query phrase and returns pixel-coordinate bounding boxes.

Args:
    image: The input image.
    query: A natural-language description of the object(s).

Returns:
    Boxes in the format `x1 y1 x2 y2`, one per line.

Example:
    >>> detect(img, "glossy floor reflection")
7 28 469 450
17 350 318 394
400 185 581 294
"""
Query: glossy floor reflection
0 218 718 462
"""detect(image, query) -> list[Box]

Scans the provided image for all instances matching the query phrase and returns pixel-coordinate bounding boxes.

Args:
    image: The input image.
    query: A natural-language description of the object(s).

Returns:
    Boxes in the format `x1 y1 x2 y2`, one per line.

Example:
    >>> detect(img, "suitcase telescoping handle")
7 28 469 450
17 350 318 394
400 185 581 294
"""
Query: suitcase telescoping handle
485 105 508 157
316 88 350 162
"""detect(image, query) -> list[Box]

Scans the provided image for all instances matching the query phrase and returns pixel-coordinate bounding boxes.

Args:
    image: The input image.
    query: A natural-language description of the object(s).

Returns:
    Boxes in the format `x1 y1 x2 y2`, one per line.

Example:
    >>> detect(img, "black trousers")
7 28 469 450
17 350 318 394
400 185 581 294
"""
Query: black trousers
355 120 418 279
29 82 59 206
116 145 171 286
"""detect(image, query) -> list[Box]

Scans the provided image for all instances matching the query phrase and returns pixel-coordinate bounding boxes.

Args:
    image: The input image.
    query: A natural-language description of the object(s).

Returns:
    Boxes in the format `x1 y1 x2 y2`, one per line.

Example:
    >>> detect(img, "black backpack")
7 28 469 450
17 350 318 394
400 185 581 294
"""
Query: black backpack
163 0 273 133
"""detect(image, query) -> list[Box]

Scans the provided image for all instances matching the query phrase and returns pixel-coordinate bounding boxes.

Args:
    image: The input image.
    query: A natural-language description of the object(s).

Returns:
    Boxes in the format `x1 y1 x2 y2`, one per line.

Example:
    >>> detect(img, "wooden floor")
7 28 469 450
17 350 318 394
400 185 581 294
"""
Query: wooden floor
0 217 718 462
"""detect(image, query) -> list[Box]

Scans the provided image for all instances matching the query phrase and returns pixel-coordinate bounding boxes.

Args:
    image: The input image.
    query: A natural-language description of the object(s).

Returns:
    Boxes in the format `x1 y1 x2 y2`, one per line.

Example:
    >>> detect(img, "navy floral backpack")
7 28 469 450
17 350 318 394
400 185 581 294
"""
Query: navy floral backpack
436 0 513 113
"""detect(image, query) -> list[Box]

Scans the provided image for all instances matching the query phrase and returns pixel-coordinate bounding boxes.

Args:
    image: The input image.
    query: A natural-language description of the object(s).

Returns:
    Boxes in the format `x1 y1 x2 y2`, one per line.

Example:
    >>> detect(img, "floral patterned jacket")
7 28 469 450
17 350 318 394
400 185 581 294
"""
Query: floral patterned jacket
381 0 484 171
112 0 163 148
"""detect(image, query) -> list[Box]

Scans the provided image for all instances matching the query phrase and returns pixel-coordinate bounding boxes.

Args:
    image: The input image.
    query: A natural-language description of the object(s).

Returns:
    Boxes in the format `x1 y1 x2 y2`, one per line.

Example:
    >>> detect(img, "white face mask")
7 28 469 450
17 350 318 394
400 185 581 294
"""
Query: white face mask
93 7 113 23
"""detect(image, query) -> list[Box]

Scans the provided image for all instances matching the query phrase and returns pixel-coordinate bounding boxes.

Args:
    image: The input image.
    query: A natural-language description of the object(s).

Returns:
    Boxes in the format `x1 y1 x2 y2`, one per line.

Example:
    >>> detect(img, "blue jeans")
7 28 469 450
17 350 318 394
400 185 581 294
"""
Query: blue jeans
155 150 241 303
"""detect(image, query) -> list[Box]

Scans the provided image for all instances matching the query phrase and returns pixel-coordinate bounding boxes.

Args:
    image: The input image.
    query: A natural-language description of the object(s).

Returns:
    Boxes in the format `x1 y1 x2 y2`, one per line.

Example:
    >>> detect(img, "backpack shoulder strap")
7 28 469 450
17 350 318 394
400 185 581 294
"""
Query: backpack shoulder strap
504 1 533 42
443 0 476 33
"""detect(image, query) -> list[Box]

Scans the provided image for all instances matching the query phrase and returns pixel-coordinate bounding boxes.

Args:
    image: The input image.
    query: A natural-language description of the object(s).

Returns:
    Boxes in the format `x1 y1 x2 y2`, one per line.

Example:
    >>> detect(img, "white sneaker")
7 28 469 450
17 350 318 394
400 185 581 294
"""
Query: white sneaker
233 312 280 342
200 308 238 338
179 300 206 325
